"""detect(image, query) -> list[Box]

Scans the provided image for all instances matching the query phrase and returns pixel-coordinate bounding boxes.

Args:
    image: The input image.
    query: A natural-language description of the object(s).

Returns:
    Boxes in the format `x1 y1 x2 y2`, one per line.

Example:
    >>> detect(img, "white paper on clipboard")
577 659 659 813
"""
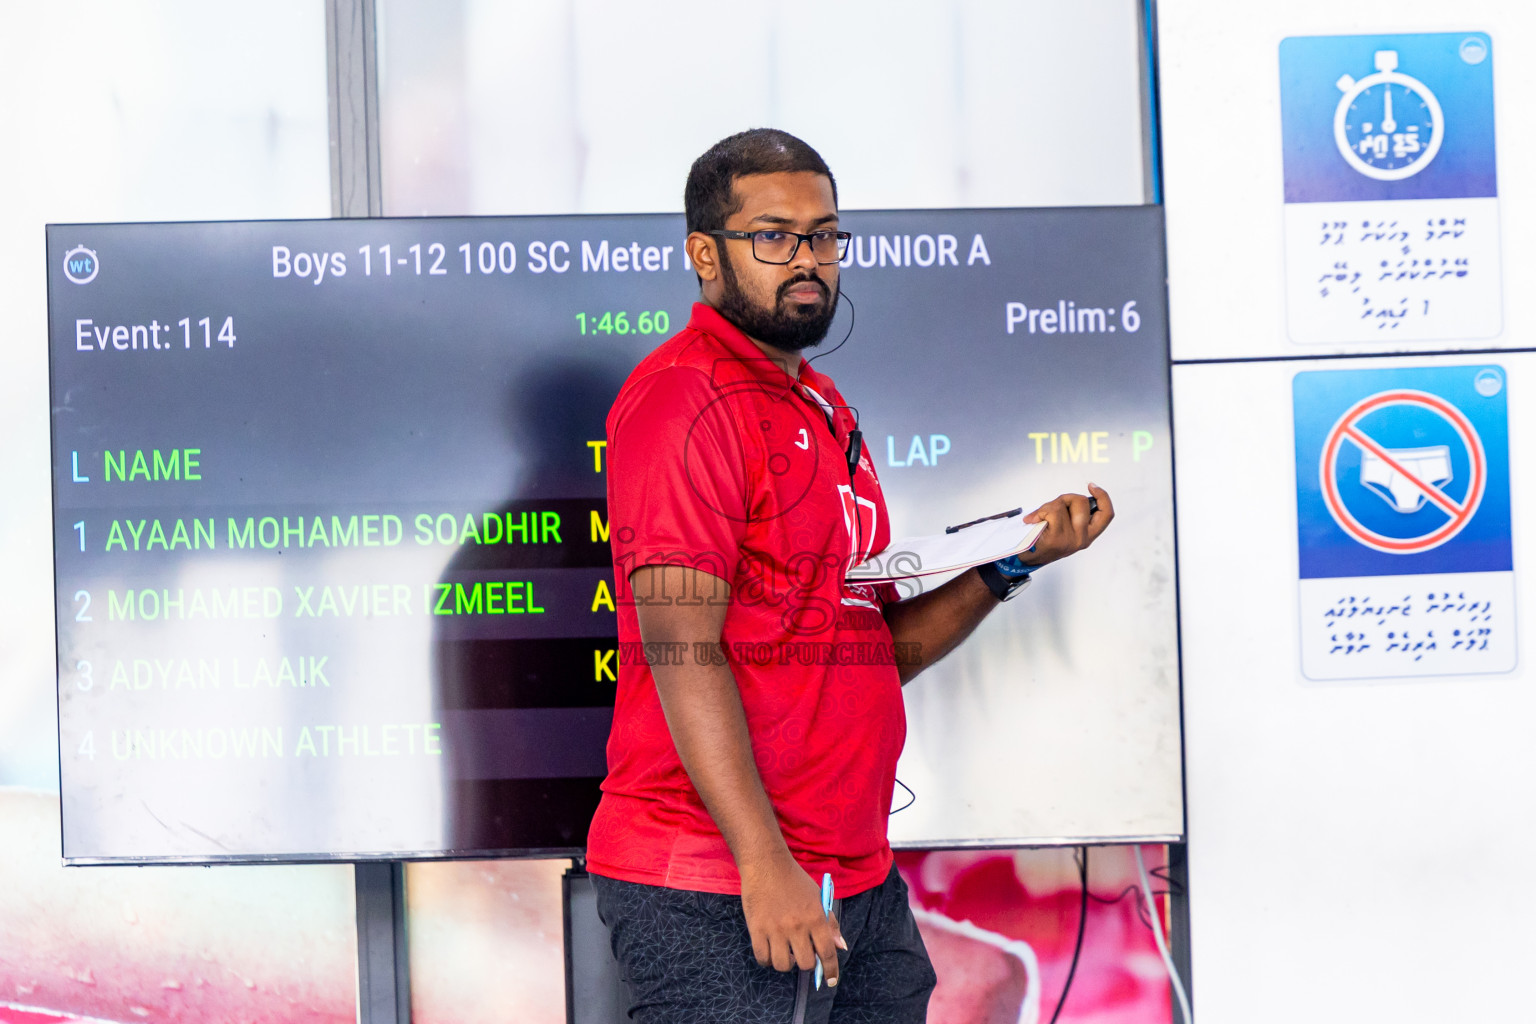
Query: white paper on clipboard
847 514 1046 583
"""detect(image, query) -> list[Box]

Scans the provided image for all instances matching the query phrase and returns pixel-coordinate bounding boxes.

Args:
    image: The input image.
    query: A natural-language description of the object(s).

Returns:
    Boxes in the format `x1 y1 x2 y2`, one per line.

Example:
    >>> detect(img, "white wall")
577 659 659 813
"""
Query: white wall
1174 354 1535 1020
379 0 1149 216
1162 1 1536 1018
1162 0 1534 360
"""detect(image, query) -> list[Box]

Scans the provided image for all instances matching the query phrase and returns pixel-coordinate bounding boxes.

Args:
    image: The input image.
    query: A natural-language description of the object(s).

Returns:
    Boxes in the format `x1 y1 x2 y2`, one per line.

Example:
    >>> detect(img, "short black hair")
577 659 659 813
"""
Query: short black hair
684 129 838 235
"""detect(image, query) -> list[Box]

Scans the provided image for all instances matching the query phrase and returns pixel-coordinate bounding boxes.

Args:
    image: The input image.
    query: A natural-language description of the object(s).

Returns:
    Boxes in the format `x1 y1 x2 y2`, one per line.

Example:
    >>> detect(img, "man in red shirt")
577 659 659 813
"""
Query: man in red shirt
587 129 1112 1024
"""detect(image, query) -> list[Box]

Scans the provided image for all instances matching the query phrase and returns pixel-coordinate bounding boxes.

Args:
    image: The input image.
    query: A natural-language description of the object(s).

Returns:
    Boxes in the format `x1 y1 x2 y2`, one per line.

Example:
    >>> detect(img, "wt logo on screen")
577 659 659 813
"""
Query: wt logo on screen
63 245 98 285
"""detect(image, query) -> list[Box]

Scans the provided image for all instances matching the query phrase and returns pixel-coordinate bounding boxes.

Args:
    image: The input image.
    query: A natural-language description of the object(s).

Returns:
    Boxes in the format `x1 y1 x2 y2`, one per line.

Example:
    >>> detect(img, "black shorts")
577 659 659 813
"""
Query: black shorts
592 863 936 1024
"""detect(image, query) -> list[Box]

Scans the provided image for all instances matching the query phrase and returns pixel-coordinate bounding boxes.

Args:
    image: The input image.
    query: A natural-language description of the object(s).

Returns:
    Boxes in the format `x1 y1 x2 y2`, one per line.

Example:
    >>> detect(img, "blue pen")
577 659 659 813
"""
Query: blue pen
814 872 834 990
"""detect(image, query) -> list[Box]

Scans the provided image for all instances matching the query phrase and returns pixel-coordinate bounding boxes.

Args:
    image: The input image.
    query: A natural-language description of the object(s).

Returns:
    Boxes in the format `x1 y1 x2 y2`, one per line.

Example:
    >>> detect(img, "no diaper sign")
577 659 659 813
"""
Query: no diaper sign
1293 365 1514 680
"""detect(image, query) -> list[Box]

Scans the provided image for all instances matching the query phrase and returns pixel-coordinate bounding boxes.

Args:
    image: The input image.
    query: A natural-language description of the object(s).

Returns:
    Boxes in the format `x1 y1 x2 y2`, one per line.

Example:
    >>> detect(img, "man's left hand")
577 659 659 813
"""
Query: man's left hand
1019 483 1114 567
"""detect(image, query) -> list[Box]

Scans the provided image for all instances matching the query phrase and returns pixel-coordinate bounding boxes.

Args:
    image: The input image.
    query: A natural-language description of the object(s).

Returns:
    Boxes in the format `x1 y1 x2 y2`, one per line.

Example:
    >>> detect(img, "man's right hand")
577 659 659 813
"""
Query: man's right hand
740 853 846 986
631 564 846 985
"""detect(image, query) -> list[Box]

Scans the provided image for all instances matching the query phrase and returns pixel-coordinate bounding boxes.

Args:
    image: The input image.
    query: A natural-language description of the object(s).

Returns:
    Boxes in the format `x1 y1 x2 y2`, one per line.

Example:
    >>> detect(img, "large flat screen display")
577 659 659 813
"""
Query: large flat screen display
48 208 1182 863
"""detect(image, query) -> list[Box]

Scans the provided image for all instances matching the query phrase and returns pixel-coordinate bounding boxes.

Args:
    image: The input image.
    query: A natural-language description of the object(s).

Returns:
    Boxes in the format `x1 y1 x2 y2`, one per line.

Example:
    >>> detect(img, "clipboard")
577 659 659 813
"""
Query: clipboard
847 509 1046 583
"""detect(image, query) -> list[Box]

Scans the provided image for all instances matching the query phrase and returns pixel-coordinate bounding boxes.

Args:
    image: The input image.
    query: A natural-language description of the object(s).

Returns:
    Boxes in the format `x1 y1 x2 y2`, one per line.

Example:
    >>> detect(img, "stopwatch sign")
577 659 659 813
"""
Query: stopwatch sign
1319 389 1486 554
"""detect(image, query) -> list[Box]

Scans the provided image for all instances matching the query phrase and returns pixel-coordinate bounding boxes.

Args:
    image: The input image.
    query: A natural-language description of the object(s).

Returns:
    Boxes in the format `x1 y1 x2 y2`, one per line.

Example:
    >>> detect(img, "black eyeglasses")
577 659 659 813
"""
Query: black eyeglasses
709 229 851 265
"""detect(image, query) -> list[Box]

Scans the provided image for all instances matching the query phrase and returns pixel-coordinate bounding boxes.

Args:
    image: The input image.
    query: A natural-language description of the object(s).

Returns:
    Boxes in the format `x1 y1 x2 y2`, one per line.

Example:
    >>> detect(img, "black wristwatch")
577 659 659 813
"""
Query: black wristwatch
976 560 1032 602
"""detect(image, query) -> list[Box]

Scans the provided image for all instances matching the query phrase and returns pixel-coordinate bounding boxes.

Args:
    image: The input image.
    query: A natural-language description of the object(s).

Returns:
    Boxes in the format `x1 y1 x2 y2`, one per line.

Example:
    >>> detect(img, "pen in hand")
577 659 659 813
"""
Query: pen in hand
945 507 1024 534
814 872 833 990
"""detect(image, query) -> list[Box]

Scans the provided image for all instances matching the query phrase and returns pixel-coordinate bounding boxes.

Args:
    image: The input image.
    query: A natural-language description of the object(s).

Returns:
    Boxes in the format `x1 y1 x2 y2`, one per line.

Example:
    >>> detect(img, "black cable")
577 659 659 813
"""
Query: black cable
1048 846 1090 1024
1149 862 1183 895
1087 883 1174 930
776 285 868 572
889 778 916 814
802 287 863 559
805 287 855 367
1079 852 1180 932
784 384 865 558
1087 884 1146 906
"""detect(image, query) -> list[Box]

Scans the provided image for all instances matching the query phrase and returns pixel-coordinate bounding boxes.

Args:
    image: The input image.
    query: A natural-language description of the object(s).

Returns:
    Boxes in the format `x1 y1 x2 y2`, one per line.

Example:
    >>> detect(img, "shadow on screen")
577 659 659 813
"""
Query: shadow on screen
430 356 626 855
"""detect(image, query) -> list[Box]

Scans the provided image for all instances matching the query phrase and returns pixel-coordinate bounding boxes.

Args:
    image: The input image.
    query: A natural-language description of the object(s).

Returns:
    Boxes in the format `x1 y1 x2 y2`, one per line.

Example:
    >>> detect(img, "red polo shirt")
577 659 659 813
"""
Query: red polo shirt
586 302 906 897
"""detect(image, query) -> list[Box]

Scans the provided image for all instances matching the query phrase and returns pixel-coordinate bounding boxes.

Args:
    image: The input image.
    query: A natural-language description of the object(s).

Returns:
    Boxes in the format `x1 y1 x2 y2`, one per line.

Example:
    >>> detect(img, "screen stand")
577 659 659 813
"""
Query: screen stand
356 861 411 1024
564 862 626 1023
1167 842 1193 1024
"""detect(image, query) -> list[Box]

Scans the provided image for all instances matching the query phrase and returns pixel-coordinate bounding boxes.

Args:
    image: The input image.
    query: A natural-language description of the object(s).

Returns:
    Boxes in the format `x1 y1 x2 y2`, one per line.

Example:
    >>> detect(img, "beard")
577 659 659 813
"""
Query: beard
715 249 839 352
